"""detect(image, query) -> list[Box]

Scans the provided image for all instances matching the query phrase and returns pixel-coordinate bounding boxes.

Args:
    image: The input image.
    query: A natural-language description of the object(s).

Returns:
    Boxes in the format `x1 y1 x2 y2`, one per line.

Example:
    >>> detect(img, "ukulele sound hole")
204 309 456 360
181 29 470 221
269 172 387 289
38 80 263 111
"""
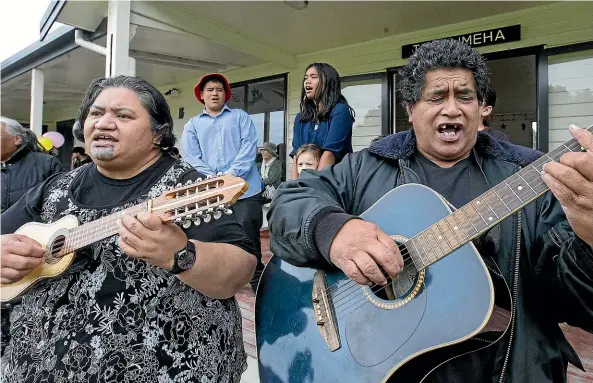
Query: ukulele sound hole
46 234 66 264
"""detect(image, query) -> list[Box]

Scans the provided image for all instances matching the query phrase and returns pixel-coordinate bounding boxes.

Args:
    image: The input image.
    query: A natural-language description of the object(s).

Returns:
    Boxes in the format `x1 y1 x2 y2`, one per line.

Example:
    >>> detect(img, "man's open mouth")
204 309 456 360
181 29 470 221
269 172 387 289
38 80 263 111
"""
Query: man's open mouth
437 123 463 142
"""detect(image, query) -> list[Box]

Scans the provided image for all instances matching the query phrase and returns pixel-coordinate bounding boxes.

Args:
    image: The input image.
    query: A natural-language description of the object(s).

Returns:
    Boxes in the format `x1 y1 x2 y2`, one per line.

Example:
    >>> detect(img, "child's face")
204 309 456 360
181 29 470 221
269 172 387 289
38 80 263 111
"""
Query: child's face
297 152 318 175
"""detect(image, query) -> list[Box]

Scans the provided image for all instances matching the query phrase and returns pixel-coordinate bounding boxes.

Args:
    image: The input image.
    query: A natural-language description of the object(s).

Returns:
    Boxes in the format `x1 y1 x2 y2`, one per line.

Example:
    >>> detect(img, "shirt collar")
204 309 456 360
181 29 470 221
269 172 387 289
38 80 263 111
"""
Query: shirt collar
200 104 231 117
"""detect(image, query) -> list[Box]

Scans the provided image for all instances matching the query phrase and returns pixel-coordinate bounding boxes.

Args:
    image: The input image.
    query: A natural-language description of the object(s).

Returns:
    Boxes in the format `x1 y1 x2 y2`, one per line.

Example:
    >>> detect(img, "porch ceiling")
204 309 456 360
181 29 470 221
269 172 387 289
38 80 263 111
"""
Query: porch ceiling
171 1 557 55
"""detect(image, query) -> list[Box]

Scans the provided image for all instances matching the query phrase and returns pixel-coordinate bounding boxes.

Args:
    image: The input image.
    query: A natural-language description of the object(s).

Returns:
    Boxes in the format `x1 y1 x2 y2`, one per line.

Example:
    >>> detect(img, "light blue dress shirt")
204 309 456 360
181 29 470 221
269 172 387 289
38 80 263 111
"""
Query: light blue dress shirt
181 105 262 199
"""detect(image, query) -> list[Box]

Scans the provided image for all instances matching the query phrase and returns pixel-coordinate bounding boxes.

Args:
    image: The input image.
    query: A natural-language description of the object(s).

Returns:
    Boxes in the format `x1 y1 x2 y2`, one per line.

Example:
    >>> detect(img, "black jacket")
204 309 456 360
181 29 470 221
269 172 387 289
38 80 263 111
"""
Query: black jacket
268 131 593 382
1 147 64 213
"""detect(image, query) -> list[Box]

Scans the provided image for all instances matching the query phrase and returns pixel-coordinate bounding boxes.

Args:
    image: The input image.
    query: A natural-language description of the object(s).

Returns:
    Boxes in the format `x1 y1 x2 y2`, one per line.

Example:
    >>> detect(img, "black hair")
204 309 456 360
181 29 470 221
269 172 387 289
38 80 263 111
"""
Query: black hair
170 147 179 155
299 63 354 122
199 75 226 92
483 85 497 108
75 75 176 150
72 146 86 155
398 39 491 110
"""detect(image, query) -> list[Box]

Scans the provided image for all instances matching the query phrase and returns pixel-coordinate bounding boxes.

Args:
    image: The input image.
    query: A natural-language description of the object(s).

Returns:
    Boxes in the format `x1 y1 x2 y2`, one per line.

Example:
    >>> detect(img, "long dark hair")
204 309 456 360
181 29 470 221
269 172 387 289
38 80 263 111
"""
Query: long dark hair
299 63 354 122
75 76 176 150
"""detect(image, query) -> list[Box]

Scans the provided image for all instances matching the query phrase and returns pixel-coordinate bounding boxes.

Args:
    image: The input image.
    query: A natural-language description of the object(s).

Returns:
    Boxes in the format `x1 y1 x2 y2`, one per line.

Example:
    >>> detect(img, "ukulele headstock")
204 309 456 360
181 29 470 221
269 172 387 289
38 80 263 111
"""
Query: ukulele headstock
151 174 248 227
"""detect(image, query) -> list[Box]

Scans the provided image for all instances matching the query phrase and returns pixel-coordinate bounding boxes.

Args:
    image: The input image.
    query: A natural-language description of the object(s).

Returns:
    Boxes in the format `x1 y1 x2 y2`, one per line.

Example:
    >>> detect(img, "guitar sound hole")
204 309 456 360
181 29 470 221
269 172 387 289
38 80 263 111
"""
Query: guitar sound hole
370 265 419 301
46 234 66 264
370 241 420 301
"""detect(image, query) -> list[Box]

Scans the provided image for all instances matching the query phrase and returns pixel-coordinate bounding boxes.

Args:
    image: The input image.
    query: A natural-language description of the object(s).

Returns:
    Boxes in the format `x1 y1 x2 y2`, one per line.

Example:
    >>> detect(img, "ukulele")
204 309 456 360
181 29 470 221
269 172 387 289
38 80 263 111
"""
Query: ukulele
0 174 248 302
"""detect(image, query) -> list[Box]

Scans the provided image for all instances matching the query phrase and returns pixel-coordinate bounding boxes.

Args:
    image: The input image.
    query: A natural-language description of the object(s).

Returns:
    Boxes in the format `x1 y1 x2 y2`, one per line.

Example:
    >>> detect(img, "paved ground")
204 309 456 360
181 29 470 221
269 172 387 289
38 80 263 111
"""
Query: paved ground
241 356 260 383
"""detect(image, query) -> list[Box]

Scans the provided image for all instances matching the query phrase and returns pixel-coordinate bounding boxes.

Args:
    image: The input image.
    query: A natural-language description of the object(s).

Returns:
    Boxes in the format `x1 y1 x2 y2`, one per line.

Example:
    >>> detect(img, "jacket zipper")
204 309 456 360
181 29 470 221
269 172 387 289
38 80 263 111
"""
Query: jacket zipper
499 211 522 383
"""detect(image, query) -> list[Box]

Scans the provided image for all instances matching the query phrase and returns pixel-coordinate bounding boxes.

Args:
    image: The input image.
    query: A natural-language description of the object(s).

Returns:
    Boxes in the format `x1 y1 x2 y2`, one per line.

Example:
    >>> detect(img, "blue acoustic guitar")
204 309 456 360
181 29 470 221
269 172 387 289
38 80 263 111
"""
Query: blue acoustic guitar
255 126 592 383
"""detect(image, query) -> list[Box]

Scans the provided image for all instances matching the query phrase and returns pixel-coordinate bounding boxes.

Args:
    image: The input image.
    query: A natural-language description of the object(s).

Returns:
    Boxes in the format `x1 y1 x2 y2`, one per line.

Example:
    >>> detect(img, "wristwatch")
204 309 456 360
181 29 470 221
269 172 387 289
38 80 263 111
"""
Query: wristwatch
170 241 197 274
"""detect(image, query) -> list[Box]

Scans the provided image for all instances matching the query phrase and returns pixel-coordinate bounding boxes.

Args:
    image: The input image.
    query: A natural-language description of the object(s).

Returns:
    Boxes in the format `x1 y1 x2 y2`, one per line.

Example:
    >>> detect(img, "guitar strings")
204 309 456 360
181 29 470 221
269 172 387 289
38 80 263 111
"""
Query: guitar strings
330 157 565 312
322 137 587 316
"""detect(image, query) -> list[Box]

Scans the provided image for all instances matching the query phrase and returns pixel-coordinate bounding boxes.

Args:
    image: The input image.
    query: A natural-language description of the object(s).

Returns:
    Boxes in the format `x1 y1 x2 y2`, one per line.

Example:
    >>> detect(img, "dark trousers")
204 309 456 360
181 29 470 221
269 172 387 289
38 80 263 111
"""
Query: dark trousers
233 192 265 292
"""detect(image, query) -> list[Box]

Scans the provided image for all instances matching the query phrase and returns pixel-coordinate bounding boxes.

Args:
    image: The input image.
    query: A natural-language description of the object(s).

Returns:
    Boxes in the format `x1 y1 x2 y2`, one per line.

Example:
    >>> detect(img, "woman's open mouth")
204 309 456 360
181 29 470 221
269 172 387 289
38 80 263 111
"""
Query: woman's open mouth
437 123 463 142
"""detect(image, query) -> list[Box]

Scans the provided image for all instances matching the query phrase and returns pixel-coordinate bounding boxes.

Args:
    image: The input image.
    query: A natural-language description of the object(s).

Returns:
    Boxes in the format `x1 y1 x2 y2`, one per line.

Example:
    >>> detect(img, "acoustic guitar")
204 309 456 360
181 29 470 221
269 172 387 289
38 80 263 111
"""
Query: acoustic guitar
0 174 248 303
255 125 592 382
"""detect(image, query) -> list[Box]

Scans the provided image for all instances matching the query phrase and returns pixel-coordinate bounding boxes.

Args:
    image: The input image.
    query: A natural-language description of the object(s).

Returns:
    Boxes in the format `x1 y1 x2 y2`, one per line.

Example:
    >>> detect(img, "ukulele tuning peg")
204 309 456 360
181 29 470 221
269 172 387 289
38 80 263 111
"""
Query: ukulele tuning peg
213 210 222 220
193 216 201 226
203 214 212 223
182 219 192 229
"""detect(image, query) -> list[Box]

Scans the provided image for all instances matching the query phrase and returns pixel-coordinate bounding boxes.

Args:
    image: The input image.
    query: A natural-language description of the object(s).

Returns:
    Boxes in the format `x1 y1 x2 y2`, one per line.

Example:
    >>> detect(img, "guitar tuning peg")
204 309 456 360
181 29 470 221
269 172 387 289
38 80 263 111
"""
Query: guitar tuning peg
203 214 212 223
176 183 182 188
193 216 201 226
174 217 182 224
185 180 193 185
216 172 223 176
213 210 222 220
206 175 213 180
196 177 202 182
207 207 214 213
223 208 233 215
182 219 191 229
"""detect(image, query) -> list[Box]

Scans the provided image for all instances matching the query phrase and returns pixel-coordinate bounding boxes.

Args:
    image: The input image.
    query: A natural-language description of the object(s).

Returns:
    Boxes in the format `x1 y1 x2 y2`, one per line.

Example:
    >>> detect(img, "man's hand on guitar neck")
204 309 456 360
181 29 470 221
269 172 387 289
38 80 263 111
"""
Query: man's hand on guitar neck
329 220 404 286
542 125 593 249
0 234 45 284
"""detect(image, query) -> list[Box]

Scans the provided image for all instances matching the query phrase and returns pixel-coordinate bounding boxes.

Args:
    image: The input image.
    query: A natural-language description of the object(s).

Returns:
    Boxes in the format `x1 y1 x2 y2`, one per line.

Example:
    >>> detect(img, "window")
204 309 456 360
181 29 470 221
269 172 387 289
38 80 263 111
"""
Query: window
341 74 385 152
548 49 593 150
228 76 287 150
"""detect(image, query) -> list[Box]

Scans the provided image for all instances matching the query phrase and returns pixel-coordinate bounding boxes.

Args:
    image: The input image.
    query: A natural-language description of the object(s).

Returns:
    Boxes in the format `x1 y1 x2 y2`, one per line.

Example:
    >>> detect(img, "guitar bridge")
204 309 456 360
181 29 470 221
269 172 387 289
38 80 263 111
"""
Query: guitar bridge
313 270 341 351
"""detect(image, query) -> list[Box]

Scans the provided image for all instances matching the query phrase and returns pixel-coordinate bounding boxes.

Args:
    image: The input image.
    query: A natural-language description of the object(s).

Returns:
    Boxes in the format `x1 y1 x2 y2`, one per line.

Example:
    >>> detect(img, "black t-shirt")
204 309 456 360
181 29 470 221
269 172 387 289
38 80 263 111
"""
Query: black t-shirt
409 151 489 209
1 154 256 257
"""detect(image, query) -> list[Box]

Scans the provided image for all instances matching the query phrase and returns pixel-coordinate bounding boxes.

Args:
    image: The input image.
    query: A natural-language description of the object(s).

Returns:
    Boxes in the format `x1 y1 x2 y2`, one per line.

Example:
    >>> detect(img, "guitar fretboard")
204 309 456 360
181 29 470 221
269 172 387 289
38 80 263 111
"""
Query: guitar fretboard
405 126 591 269
57 203 148 256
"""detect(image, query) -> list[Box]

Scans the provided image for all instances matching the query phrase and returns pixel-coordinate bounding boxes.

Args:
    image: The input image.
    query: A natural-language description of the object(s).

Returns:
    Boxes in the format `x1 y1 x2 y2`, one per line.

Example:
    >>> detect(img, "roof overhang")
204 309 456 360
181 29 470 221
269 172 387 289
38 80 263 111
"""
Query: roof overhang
2 20 107 84
40 0 107 41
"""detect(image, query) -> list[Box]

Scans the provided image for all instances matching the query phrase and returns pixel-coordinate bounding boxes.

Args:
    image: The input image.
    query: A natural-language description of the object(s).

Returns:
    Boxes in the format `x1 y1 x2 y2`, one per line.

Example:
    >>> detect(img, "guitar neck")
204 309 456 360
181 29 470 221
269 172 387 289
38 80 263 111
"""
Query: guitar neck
406 125 592 270
59 202 149 255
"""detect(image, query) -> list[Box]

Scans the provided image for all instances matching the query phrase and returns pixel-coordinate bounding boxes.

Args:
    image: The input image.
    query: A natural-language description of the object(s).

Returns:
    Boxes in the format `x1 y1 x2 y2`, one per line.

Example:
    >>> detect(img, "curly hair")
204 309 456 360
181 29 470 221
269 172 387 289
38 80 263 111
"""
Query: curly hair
74 76 175 150
398 39 491 110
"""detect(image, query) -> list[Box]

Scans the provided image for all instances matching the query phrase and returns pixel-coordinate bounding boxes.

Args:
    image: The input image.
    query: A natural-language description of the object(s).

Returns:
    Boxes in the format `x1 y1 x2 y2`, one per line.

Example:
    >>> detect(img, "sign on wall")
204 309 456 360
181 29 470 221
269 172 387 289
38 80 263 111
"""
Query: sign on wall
402 25 521 59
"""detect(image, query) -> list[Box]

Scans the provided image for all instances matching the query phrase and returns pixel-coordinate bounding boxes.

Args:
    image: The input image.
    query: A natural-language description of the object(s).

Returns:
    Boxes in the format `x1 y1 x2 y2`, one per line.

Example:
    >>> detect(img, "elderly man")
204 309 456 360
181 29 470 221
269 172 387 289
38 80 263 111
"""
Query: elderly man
0 117 63 212
1 76 256 382
257 142 284 203
268 40 593 382
181 73 264 292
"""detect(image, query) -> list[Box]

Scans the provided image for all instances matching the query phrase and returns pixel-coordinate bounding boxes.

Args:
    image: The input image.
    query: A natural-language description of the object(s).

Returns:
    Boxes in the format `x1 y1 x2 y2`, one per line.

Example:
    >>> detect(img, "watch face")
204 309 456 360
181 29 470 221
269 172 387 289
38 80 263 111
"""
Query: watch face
177 249 195 270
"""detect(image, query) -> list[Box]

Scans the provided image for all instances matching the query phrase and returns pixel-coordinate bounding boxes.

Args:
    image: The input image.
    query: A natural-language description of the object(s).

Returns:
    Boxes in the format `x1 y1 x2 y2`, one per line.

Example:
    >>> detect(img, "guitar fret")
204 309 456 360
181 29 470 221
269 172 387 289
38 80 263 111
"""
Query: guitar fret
426 226 448 258
455 208 479 238
436 220 458 250
446 213 470 242
407 239 426 268
420 231 440 263
466 202 490 231
433 223 453 252
414 233 432 265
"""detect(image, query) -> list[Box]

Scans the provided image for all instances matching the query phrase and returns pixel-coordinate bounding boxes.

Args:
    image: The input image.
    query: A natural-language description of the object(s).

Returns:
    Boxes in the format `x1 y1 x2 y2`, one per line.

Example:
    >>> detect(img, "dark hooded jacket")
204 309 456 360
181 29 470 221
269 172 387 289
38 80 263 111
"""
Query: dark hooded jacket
268 130 593 382
1 146 64 213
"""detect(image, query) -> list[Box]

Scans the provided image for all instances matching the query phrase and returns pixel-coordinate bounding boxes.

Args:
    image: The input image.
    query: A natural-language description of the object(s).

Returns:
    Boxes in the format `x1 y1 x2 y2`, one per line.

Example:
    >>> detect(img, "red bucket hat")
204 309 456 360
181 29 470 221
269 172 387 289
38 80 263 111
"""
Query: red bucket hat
194 73 232 104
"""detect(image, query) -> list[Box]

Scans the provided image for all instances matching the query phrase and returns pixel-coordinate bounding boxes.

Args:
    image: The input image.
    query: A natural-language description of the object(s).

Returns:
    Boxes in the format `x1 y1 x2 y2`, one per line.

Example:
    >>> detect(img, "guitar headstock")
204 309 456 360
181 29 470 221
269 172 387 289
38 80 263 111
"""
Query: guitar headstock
151 174 248 228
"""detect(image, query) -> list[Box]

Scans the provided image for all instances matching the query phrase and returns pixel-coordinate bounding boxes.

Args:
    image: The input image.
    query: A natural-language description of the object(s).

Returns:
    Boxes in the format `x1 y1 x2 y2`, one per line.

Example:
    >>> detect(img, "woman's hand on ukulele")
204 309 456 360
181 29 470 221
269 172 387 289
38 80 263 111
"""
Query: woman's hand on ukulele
329 220 404 286
117 212 188 270
0 234 45 284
